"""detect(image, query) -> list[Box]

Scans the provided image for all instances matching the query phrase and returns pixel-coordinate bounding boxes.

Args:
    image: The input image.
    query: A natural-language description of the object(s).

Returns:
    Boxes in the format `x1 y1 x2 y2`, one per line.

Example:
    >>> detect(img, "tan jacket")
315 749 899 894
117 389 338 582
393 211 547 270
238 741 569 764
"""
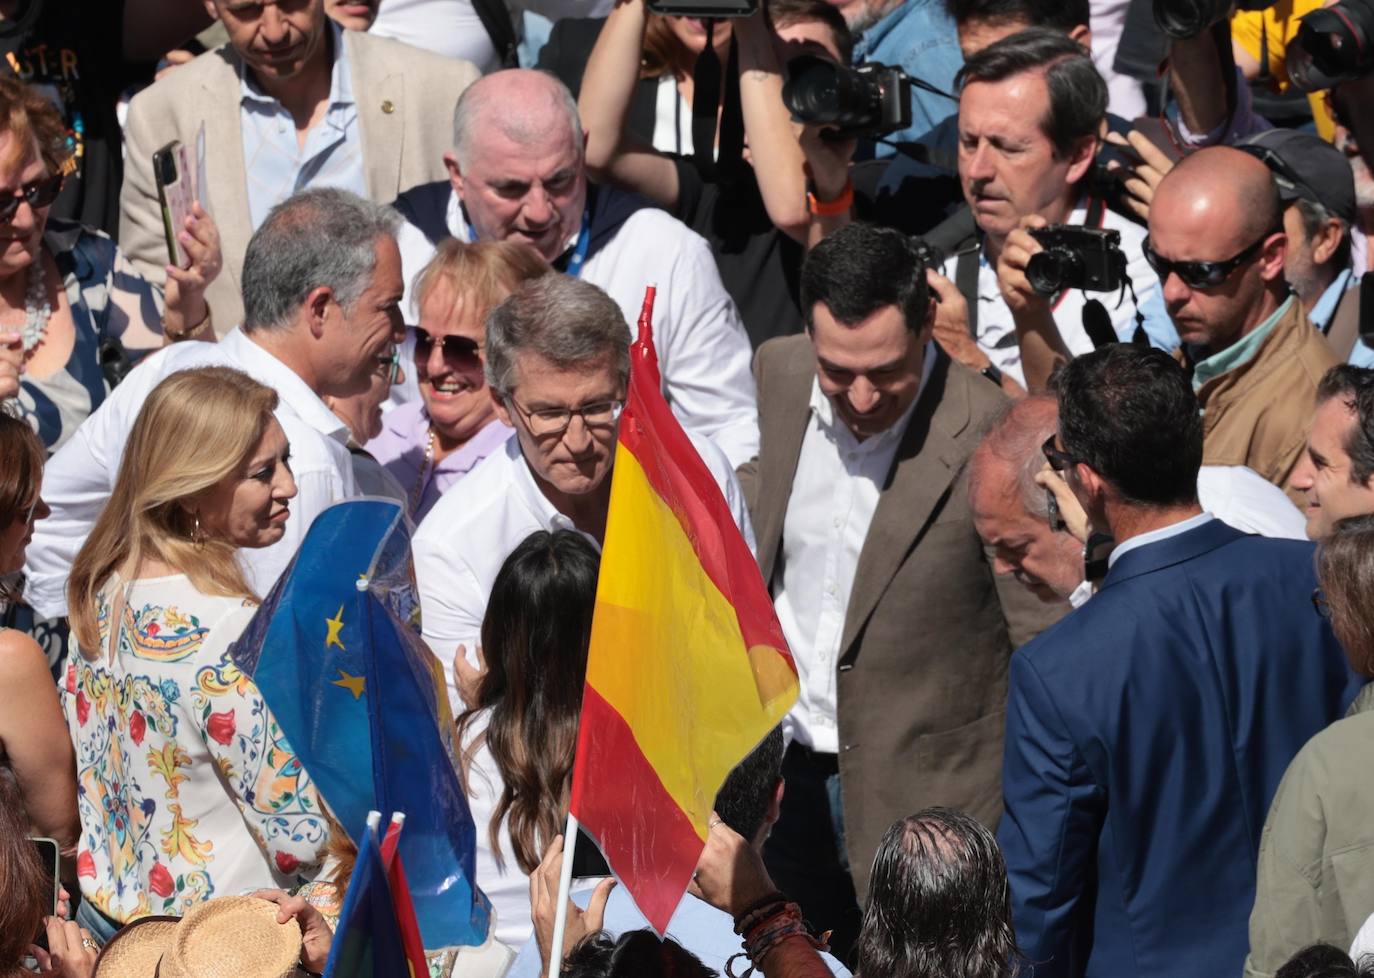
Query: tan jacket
118 30 479 332
1244 684 1374 978
738 336 1065 898
1194 298 1337 507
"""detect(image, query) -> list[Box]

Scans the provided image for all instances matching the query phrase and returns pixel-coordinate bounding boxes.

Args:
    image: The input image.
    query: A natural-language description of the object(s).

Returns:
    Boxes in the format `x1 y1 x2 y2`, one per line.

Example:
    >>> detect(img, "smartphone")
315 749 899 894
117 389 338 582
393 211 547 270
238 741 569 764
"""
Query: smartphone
153 140 196 270
30 836 59 947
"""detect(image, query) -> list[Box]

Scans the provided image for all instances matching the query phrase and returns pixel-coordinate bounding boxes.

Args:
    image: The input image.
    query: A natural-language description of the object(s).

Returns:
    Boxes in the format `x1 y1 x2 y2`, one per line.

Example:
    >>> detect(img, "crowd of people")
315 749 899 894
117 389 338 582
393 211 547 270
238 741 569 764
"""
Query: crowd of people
2 0 1374 974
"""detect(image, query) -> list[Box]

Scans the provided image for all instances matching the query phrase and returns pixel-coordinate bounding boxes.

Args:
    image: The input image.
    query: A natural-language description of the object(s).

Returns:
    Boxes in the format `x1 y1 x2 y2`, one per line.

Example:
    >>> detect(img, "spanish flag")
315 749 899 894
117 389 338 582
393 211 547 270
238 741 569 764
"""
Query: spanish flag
570 287 799 934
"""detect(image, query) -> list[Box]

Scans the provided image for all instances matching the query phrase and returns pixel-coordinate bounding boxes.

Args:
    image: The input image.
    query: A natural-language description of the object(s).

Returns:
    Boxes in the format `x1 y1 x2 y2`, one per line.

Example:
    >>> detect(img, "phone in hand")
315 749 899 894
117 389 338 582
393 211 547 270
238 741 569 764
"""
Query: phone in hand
30 836 59 948
153 140 196 270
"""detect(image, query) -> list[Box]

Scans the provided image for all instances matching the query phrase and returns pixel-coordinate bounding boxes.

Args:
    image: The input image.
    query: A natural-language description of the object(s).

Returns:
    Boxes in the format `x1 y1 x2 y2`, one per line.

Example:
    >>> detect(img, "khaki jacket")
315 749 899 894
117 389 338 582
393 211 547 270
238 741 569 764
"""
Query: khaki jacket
118 30 478 332
737 336 1065 898
1244 684 1374 977
1194 299 1337 507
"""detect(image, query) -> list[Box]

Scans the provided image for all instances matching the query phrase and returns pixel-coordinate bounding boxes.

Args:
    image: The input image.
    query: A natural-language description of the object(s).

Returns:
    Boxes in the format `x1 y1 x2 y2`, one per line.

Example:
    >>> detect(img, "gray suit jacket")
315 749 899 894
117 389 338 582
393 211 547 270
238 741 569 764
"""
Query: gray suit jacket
119 30 478 332
739 334 1065 897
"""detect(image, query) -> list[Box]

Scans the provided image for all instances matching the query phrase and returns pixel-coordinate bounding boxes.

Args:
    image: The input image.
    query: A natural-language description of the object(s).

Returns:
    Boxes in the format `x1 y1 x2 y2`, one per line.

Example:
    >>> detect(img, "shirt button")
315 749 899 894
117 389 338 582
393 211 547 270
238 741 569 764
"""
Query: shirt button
832 517 842 529
826 584 837 596
847 452 857 461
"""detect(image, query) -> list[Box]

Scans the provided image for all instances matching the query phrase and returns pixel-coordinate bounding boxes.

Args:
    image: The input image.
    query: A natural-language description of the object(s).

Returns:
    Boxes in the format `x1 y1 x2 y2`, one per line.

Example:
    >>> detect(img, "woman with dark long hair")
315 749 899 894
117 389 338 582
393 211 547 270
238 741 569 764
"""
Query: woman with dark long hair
455 529 600 951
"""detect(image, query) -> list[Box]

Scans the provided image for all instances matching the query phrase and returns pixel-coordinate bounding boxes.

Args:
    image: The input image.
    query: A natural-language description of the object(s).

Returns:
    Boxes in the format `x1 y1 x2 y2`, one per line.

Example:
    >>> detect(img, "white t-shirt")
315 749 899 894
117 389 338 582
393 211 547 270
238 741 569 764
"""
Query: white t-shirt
369 0 503 73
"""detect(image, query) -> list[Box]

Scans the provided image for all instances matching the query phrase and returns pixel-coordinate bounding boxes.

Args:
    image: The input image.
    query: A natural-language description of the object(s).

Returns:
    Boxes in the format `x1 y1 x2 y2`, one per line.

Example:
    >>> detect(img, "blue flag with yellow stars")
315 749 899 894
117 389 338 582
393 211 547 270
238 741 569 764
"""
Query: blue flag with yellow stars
231 498 491 948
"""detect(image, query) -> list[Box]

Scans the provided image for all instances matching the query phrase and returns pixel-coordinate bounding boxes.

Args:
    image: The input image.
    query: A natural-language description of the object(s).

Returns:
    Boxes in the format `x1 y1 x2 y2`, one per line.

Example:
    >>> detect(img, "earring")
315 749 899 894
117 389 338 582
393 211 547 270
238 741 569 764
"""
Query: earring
192 513 207 550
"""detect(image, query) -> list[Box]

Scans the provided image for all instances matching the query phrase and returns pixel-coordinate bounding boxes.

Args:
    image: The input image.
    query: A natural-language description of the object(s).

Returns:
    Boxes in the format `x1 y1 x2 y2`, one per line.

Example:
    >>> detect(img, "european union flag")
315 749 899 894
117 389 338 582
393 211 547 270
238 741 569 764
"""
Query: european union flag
232 498 491 948
324 813 408 978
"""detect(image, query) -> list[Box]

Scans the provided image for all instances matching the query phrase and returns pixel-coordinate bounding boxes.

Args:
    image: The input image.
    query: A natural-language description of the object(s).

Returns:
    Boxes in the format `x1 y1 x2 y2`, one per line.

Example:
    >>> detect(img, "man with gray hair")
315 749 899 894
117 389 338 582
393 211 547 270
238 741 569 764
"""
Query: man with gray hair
969 395 1308 613
24 188 405 618
412 274 754 711
391 68 760 469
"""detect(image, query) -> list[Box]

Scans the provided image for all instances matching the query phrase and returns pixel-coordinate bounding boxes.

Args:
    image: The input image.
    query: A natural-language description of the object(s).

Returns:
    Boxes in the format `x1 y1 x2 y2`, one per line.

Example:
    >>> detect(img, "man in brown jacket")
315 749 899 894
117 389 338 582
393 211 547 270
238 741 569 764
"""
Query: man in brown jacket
737 223 1063 960
1146 146 1338 506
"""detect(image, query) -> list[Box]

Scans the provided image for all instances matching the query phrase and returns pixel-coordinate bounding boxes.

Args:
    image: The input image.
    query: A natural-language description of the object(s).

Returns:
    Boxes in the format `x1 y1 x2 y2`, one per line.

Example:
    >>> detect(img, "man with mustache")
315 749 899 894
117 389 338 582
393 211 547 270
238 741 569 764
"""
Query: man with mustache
118 0 478 331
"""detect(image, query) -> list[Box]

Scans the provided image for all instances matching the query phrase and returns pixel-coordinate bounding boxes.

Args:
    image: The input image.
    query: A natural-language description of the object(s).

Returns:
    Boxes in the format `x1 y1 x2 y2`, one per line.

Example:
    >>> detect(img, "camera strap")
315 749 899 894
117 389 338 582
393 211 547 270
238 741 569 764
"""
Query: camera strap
690 23 745 183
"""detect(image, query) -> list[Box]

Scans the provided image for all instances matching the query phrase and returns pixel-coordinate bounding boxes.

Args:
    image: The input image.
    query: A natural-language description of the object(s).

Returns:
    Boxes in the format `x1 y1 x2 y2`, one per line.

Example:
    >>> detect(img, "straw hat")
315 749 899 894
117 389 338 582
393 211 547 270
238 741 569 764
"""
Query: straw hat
93 897 303 978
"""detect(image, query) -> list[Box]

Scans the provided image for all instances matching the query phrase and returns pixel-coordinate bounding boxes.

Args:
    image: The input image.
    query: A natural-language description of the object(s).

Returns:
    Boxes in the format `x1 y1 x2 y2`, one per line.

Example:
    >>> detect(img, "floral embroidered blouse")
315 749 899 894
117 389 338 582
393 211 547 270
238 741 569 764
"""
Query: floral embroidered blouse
64 573 328 924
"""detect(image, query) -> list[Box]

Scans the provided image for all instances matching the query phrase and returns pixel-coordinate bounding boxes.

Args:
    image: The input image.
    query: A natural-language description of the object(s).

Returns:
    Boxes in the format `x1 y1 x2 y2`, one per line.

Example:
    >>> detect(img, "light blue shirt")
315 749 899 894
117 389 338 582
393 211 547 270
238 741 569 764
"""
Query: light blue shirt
852 0 962 154
1107 512 1215 569
1309 267 1374 368
238 23 369 230
507 886 852 978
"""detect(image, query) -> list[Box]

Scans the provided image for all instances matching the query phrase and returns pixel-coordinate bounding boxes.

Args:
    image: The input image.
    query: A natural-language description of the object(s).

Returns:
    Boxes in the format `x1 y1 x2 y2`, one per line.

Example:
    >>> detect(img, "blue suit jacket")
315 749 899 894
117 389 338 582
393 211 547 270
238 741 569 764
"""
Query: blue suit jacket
998 519 1363 978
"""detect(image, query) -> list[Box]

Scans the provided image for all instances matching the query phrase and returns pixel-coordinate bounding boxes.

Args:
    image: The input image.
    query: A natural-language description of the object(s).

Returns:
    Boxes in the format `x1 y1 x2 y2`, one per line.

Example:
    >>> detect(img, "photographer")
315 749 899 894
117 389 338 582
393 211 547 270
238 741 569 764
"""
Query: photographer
576 0 852 346
927 30 1170 393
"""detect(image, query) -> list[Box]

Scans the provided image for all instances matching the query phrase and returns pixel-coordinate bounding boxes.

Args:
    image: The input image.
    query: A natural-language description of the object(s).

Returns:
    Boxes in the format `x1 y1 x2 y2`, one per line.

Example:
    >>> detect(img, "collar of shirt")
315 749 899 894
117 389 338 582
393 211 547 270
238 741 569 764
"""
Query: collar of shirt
427 414 514 477
1068 578 1093 608
1309 266 1355 332
807 340 936 451
1191 294 1294 393
239 21 354 116
220 328 351 446
1106 511 1214 569
853 0 925 59
503 434 595 539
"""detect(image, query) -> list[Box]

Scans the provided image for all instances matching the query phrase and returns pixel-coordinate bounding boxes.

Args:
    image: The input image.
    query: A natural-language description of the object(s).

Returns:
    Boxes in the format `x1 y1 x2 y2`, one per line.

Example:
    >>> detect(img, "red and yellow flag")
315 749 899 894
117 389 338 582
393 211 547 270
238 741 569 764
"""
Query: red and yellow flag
570 287 799 934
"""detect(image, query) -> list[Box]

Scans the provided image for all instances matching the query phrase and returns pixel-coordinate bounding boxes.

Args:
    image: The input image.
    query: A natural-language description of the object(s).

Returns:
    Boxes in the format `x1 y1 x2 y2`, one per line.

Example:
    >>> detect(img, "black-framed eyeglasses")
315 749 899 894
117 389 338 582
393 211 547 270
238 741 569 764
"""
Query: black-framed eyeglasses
0 172 63 222
375 346 402 385
1042 434 1077 474
411 325 482 373
1312 586 1331 619
1142 227 1279 291
506 394 625 437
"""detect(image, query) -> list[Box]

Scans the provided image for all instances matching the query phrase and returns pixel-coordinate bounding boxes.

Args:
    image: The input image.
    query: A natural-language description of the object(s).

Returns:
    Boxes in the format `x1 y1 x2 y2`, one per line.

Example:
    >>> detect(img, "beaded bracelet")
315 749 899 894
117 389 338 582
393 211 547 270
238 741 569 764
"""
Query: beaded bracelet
732 891 789 936
724 901 830 978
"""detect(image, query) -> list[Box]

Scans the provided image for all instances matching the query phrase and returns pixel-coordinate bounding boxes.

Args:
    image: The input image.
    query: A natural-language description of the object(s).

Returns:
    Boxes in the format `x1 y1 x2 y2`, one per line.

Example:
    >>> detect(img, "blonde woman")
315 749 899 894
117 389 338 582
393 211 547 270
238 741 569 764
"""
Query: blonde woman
65 367 328 944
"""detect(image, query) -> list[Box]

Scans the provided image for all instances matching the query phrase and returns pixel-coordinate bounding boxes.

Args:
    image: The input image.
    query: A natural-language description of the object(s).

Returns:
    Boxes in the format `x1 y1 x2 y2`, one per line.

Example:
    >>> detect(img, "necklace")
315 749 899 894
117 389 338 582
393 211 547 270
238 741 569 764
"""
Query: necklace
410 427 436 515
19 258 51 354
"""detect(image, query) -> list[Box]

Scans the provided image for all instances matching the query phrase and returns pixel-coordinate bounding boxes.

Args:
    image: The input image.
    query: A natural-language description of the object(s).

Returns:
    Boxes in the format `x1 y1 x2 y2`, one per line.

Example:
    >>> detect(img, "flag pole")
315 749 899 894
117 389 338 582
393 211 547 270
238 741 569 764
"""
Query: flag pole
548 811 580 977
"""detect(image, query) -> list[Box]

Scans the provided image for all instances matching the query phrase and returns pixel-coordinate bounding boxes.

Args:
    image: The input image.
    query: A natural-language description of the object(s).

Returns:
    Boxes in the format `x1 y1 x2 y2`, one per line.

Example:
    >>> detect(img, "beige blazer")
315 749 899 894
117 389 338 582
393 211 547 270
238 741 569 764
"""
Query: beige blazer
738 335 1066 898
119 30 479 333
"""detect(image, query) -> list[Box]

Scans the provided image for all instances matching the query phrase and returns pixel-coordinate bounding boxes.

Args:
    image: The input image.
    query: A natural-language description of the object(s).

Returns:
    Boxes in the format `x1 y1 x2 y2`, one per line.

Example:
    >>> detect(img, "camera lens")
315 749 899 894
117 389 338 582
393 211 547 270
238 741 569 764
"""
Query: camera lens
1286 3 1374 91
1026 250 1080 297
1151 0 1230 38
783 55 884 133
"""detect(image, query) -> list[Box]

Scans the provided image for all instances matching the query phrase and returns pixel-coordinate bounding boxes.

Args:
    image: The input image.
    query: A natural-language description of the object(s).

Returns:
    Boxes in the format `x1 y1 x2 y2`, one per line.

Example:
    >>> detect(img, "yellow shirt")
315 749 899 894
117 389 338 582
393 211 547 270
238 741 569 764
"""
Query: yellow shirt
1231 0 1335 140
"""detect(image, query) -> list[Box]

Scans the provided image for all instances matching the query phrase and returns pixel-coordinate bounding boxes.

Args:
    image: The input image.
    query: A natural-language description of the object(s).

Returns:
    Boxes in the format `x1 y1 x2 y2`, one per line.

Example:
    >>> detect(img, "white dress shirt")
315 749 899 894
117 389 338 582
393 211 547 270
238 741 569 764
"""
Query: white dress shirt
394 187 760 468
771 357 931 754
24 329 357 618
1107 512 1215 569
938 200 1172 390
413 429 755 712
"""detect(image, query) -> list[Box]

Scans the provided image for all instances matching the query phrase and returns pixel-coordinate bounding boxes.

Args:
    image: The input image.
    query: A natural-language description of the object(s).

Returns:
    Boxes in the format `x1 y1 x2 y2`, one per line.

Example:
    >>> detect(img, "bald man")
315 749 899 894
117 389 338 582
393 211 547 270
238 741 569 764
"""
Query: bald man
1146 146 1338 505
389 68 759 469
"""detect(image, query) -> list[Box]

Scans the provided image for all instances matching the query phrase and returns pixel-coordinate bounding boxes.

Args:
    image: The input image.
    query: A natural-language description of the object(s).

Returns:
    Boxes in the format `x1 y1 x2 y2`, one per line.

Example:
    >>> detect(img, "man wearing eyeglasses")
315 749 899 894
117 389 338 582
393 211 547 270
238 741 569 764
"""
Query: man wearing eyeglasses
998 343 1361 978
1147 146 1338 506
411 274 753 714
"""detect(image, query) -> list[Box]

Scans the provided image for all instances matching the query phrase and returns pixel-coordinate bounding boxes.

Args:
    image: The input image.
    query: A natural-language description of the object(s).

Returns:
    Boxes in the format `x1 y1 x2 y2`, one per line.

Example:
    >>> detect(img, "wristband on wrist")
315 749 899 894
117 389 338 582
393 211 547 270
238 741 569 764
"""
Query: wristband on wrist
807 179 854 217
165 306 213 342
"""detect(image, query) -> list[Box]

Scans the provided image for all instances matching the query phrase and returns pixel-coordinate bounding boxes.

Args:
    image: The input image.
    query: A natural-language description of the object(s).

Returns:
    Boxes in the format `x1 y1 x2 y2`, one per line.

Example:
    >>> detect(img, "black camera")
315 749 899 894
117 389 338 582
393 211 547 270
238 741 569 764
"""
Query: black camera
1286 0 1374 91
645 0 756 16
782 54 912 140
1151 0 1275 39
1025 226 1127 297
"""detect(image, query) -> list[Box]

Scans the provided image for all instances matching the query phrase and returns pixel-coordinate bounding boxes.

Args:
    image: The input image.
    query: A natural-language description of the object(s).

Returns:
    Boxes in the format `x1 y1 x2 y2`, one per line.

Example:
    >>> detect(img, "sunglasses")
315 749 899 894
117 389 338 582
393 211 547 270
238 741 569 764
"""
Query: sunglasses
375 346 402 385
1141 227 1278 291
0 172 63 222
1042 434 1078 473
412 326 482 372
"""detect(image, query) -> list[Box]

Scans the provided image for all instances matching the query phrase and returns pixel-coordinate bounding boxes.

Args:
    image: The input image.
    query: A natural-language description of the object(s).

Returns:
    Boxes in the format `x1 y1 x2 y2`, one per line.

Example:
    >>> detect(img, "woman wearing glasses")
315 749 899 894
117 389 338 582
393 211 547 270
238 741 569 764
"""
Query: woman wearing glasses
368 240 548 521
1244 513 1374 976
0 78 222 452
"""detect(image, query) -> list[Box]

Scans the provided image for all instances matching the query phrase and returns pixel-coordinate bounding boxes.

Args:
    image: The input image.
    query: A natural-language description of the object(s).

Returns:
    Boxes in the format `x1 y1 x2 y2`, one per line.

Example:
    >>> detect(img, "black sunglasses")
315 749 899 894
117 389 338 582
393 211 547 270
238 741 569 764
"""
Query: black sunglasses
0 172 63 222
412 326 482 371
1142 227 1279 291
1042 434 1077 473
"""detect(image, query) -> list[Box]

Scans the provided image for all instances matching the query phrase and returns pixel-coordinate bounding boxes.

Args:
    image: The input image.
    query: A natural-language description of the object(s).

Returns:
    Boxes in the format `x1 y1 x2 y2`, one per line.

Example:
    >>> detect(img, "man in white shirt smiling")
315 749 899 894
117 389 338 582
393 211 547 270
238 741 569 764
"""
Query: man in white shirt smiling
391 68 759 469
737 222 1062 960
412 274 753 712
24 189 404 618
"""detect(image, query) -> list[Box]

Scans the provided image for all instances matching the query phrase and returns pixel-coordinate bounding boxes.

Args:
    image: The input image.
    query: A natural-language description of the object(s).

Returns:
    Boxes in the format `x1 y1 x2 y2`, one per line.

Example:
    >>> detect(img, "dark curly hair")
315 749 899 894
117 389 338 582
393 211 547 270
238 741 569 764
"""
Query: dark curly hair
562 931 717 978
854 808 1022 978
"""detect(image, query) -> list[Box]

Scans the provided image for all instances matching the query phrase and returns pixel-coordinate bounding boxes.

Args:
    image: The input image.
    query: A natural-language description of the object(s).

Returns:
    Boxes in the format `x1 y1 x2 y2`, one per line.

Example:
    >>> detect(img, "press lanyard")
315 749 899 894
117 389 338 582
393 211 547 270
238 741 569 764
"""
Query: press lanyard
562 208 592 279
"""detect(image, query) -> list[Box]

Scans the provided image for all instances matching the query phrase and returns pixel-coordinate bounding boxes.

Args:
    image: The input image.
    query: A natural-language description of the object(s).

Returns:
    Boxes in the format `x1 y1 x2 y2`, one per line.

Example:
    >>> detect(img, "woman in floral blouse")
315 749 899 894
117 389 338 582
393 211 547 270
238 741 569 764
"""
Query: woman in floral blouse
63 367 328 944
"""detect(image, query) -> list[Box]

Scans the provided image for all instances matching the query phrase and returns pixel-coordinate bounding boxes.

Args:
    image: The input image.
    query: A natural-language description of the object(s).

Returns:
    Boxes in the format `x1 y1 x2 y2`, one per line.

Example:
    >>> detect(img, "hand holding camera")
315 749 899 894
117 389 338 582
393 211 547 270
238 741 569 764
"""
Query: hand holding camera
997 215 1058 316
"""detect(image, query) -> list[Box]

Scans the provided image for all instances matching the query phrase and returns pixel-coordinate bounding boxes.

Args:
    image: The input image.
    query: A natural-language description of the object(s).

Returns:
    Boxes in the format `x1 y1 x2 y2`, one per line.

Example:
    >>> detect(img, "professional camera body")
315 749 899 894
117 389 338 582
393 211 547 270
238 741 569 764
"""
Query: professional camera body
1151 0 1274 39
1025 226 1127 297
645 0 757 16
1287 0 1374 90
782 54 912 140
